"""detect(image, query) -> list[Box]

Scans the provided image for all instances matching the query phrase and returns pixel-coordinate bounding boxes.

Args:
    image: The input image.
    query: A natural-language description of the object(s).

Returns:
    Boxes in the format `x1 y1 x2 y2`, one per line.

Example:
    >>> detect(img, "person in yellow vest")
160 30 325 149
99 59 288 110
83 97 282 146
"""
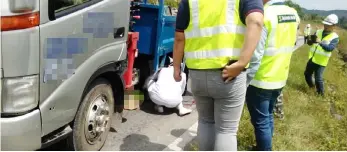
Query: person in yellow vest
304 24 311 44
305 14 339 96
246 0 299 150
172 0 264 150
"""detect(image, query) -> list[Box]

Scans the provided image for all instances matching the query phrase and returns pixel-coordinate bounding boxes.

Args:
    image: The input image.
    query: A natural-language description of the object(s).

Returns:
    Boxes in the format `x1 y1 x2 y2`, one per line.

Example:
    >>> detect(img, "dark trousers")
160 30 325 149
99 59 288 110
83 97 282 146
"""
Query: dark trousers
304 36 308 44
246 86 283 151
304 59 325 95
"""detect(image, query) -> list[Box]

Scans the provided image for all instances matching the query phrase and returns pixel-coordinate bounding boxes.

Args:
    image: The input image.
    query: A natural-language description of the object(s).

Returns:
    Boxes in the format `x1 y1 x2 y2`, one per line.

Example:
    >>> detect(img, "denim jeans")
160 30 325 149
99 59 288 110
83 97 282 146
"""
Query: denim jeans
190 70 246 151
304 59 325 95
246 85 283 151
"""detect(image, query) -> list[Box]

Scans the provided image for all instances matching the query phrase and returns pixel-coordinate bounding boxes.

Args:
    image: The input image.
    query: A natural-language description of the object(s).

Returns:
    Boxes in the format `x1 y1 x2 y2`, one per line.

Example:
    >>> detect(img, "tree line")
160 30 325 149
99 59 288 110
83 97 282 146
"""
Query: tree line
285 0 347 29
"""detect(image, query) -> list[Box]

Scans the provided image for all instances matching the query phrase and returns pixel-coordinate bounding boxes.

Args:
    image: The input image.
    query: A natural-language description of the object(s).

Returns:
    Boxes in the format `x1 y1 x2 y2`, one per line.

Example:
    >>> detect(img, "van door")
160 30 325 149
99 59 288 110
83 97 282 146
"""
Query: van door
39 0 129 135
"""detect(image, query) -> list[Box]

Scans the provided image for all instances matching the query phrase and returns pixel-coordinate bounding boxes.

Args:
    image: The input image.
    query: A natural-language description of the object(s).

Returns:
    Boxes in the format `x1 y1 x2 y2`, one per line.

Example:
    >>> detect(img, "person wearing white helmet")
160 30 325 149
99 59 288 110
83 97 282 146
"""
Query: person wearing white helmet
304 14 339 96
304 24 311 44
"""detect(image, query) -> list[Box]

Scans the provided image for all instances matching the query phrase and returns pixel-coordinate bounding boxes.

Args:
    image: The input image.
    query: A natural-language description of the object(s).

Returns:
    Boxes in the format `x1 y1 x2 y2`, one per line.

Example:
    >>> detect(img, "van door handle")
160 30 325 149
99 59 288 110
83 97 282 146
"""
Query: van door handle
114 27 125 39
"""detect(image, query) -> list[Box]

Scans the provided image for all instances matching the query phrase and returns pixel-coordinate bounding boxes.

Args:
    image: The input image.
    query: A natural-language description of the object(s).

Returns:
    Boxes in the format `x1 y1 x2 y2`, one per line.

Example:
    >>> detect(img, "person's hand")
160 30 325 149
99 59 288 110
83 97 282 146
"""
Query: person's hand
173 69 182 82
222 61 246 83
316 39 321 43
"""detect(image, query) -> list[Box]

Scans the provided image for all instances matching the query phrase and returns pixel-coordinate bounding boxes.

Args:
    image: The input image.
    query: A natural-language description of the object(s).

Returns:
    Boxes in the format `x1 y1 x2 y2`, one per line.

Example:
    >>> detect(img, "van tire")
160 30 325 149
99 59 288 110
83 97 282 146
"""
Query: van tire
72 78 114 151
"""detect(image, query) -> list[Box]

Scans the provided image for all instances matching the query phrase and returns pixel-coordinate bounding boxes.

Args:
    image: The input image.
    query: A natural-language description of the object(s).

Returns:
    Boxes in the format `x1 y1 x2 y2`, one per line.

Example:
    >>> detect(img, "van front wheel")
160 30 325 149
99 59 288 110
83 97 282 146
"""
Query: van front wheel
72 78 114 151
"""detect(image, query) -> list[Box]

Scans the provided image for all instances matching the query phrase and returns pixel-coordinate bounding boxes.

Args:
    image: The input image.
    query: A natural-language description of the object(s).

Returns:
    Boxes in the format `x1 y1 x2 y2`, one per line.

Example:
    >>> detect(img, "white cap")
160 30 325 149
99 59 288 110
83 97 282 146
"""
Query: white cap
322 14 339 25
307 24 311 28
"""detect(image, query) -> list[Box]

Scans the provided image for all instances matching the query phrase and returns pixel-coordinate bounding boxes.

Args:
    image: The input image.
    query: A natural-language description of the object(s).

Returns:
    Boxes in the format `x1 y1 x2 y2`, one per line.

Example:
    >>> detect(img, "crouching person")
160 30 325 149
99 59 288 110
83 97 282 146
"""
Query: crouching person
144 65 192 116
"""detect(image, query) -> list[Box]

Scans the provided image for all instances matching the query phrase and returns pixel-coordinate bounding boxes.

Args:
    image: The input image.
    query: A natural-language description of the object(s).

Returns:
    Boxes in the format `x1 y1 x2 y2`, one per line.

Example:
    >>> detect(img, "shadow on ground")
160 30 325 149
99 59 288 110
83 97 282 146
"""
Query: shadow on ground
138 91 195 116
170 128 198 151
139 100 177 115
119 134 168 151
183 136 198 151
38 135 73 151
171 129 187 137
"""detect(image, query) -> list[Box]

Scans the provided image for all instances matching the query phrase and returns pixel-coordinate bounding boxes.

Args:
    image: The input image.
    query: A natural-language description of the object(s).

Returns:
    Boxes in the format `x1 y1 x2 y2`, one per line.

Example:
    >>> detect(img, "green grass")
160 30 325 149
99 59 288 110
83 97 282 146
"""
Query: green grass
186 30 347 151
238 44 347 151
337 30 347 60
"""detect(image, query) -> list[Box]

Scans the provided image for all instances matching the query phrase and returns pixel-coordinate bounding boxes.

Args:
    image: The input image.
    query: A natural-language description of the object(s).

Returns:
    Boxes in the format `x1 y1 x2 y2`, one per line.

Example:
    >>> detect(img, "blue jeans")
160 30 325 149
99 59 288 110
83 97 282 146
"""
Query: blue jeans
246 85 283 151
304 59 325 95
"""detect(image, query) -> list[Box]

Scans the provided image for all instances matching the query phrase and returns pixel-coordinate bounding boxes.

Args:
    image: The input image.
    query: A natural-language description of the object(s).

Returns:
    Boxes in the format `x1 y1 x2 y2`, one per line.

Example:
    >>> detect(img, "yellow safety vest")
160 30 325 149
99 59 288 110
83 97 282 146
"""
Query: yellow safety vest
304 27 311 36
250 3 299 90
184 0 246 69
309 29 338 67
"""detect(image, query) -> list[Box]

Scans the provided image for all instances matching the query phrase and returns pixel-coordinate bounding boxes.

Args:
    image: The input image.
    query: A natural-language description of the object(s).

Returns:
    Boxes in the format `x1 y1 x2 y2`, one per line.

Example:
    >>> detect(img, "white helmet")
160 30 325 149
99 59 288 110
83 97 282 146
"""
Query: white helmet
322 14 339 25
307 24 311 28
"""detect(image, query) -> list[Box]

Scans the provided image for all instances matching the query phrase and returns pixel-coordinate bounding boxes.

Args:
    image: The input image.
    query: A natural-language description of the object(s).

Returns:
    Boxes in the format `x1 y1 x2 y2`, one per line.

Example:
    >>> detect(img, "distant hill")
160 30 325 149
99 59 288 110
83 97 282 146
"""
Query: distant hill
302 8 347 19
285 1 347 29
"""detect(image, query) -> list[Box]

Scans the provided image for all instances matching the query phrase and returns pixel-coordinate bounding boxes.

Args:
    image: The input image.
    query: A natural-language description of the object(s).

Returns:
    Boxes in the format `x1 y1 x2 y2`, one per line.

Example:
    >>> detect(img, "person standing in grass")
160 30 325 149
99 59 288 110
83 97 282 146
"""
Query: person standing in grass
172 0 264 150
304 14 339 96
246 27 287 121
304 24 311 44
246 0 299 150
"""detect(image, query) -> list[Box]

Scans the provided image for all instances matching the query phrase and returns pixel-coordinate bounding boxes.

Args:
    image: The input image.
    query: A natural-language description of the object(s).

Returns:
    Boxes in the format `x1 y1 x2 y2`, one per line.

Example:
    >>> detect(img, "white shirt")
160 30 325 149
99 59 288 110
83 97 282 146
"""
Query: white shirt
147 66 186 108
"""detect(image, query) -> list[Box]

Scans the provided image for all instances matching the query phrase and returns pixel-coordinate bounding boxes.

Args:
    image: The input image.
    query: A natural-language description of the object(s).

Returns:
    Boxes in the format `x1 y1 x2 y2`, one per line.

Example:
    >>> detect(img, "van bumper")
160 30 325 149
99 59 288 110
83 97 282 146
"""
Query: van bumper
1 109 42 150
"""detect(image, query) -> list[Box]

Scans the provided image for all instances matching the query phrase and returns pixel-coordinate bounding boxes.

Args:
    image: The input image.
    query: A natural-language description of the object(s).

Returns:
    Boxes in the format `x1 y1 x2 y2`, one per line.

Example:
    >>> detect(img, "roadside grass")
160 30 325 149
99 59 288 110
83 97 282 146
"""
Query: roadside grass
337 30 347 69
238 44 347 151
186 27 347 151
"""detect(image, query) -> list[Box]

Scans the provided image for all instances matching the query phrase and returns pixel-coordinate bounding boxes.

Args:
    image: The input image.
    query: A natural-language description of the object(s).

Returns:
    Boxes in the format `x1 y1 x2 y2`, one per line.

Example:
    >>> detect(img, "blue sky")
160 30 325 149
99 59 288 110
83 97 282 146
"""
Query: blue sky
291 0 347 10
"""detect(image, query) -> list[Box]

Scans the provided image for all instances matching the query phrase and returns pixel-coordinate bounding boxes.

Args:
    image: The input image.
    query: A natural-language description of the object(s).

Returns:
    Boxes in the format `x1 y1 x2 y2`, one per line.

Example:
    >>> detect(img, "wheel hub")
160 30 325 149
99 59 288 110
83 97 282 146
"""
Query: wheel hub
85 96 110 144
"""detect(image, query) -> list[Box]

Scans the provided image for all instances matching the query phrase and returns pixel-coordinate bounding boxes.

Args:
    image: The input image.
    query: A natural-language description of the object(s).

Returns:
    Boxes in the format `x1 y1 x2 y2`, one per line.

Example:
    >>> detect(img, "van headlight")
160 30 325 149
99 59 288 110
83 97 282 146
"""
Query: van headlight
1 75 39 114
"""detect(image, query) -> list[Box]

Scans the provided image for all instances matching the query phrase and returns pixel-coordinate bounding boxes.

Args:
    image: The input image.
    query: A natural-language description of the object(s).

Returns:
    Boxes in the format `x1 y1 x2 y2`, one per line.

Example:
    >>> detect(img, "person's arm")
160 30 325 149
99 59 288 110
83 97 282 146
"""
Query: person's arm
222 0 264 82
238 0 264 66
246 27 267 86
238 12 264 66
173 0 189 80
319 38 339 52
173 33 185 74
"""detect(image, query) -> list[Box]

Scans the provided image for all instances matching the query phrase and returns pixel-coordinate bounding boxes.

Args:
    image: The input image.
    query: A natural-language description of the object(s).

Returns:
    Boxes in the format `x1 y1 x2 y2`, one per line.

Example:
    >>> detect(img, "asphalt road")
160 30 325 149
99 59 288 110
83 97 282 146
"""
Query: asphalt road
101 94 197 151
42 79 198 151
42 36 304 151
295 36 305 50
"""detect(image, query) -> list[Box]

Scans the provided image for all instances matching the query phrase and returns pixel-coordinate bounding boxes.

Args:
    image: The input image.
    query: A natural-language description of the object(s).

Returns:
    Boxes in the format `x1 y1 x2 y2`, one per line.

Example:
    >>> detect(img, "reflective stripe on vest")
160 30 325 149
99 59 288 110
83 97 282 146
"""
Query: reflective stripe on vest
265 47 295 56
250 3 299 90
250 79 287 89
185 24 246 39
184 48 241 59
310 47 332 57
184 0 246 69
308 29 338 66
